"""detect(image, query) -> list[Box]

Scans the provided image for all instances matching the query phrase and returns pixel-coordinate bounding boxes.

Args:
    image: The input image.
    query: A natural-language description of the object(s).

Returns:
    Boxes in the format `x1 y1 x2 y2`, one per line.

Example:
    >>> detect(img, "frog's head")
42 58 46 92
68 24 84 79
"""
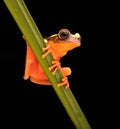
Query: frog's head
47 29 81 51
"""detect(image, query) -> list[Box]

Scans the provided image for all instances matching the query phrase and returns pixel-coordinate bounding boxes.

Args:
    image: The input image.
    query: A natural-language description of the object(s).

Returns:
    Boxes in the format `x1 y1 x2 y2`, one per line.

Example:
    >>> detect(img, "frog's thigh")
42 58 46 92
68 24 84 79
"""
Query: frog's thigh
60 67 71 76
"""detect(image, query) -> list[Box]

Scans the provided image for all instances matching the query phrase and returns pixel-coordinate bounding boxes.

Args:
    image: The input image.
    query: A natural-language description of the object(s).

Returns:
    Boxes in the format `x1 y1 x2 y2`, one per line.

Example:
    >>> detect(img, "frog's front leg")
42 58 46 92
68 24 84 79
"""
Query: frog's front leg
42 43 51 59
42 44 60 75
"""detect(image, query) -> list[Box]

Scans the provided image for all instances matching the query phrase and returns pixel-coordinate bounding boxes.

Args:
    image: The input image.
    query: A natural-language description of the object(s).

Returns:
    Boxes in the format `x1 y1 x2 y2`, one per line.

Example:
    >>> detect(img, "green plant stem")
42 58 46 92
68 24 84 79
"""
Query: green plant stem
3 0 91 129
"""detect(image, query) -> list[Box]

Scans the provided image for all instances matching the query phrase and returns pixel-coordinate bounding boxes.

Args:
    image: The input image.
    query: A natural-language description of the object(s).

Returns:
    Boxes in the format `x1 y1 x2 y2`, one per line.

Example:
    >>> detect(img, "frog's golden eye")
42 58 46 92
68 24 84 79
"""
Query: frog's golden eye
58 29 70 40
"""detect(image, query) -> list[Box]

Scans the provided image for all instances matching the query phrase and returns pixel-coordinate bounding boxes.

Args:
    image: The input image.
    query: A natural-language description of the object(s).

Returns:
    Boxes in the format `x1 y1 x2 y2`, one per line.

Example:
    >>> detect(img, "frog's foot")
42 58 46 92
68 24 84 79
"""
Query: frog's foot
22 35 28 43
22 35 25 40
49 61 60 75
42 44 51 58
57 77 69 89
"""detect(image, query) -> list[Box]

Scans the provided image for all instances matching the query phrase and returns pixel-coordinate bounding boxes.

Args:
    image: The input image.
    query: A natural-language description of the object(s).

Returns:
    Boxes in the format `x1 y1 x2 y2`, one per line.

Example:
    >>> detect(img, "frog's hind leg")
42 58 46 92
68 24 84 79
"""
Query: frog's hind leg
57 77 69 89
48 60 61 75
57 67 71 89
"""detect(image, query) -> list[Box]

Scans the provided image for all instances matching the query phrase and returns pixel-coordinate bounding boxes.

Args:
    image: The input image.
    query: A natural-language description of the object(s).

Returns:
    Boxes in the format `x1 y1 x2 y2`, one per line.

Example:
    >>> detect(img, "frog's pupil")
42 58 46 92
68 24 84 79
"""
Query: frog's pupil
59 31 69 40
61 32 67 37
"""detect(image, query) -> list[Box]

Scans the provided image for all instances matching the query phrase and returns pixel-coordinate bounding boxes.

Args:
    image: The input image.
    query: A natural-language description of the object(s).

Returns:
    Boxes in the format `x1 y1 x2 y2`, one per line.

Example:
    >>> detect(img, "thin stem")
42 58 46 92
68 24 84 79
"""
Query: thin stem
3 0 92 129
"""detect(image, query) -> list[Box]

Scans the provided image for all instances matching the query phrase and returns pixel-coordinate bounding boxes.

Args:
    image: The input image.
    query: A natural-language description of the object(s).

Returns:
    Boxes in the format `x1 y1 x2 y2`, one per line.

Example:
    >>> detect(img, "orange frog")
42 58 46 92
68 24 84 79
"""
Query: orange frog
23 29 81 88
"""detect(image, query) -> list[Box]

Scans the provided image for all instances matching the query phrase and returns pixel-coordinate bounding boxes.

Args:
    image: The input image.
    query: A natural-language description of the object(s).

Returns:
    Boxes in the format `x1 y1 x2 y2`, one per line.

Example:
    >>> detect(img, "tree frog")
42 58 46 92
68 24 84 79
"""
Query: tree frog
23 29 81 88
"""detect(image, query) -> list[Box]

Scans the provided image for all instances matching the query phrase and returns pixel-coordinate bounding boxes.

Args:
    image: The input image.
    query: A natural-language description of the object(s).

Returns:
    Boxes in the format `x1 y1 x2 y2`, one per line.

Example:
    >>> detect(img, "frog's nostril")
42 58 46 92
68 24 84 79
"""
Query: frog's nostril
78 36 81 42
75 33 81 41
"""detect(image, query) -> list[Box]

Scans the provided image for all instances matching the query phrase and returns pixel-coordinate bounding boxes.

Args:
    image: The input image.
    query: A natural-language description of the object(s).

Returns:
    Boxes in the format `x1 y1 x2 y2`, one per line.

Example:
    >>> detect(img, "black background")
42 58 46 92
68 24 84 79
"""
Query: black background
0 0 117 129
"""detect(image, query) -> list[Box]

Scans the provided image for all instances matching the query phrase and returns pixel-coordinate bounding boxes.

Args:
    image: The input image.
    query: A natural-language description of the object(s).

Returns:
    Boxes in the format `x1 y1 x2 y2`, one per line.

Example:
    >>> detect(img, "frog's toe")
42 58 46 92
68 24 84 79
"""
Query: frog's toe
57 77 69 89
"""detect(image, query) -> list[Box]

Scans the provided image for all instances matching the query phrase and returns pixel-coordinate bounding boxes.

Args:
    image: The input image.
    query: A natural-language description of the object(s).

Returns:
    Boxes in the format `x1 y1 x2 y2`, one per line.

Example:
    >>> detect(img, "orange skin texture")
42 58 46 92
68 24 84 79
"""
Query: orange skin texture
23 29 81 88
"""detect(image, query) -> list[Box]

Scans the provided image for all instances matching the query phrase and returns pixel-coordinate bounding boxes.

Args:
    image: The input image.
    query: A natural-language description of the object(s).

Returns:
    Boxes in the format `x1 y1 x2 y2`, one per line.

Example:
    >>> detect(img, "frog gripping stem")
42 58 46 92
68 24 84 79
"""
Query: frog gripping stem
42 46 69 88
3 0 92 128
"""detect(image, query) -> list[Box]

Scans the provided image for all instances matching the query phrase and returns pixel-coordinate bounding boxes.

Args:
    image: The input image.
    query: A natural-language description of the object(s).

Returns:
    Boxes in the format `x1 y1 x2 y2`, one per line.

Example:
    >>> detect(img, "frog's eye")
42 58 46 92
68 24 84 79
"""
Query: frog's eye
58 29 70 40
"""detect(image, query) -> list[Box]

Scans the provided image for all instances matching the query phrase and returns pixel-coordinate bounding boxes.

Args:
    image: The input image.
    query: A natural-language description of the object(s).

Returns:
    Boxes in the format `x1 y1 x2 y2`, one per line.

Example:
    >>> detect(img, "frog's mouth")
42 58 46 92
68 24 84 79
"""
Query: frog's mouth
58 41 81 51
